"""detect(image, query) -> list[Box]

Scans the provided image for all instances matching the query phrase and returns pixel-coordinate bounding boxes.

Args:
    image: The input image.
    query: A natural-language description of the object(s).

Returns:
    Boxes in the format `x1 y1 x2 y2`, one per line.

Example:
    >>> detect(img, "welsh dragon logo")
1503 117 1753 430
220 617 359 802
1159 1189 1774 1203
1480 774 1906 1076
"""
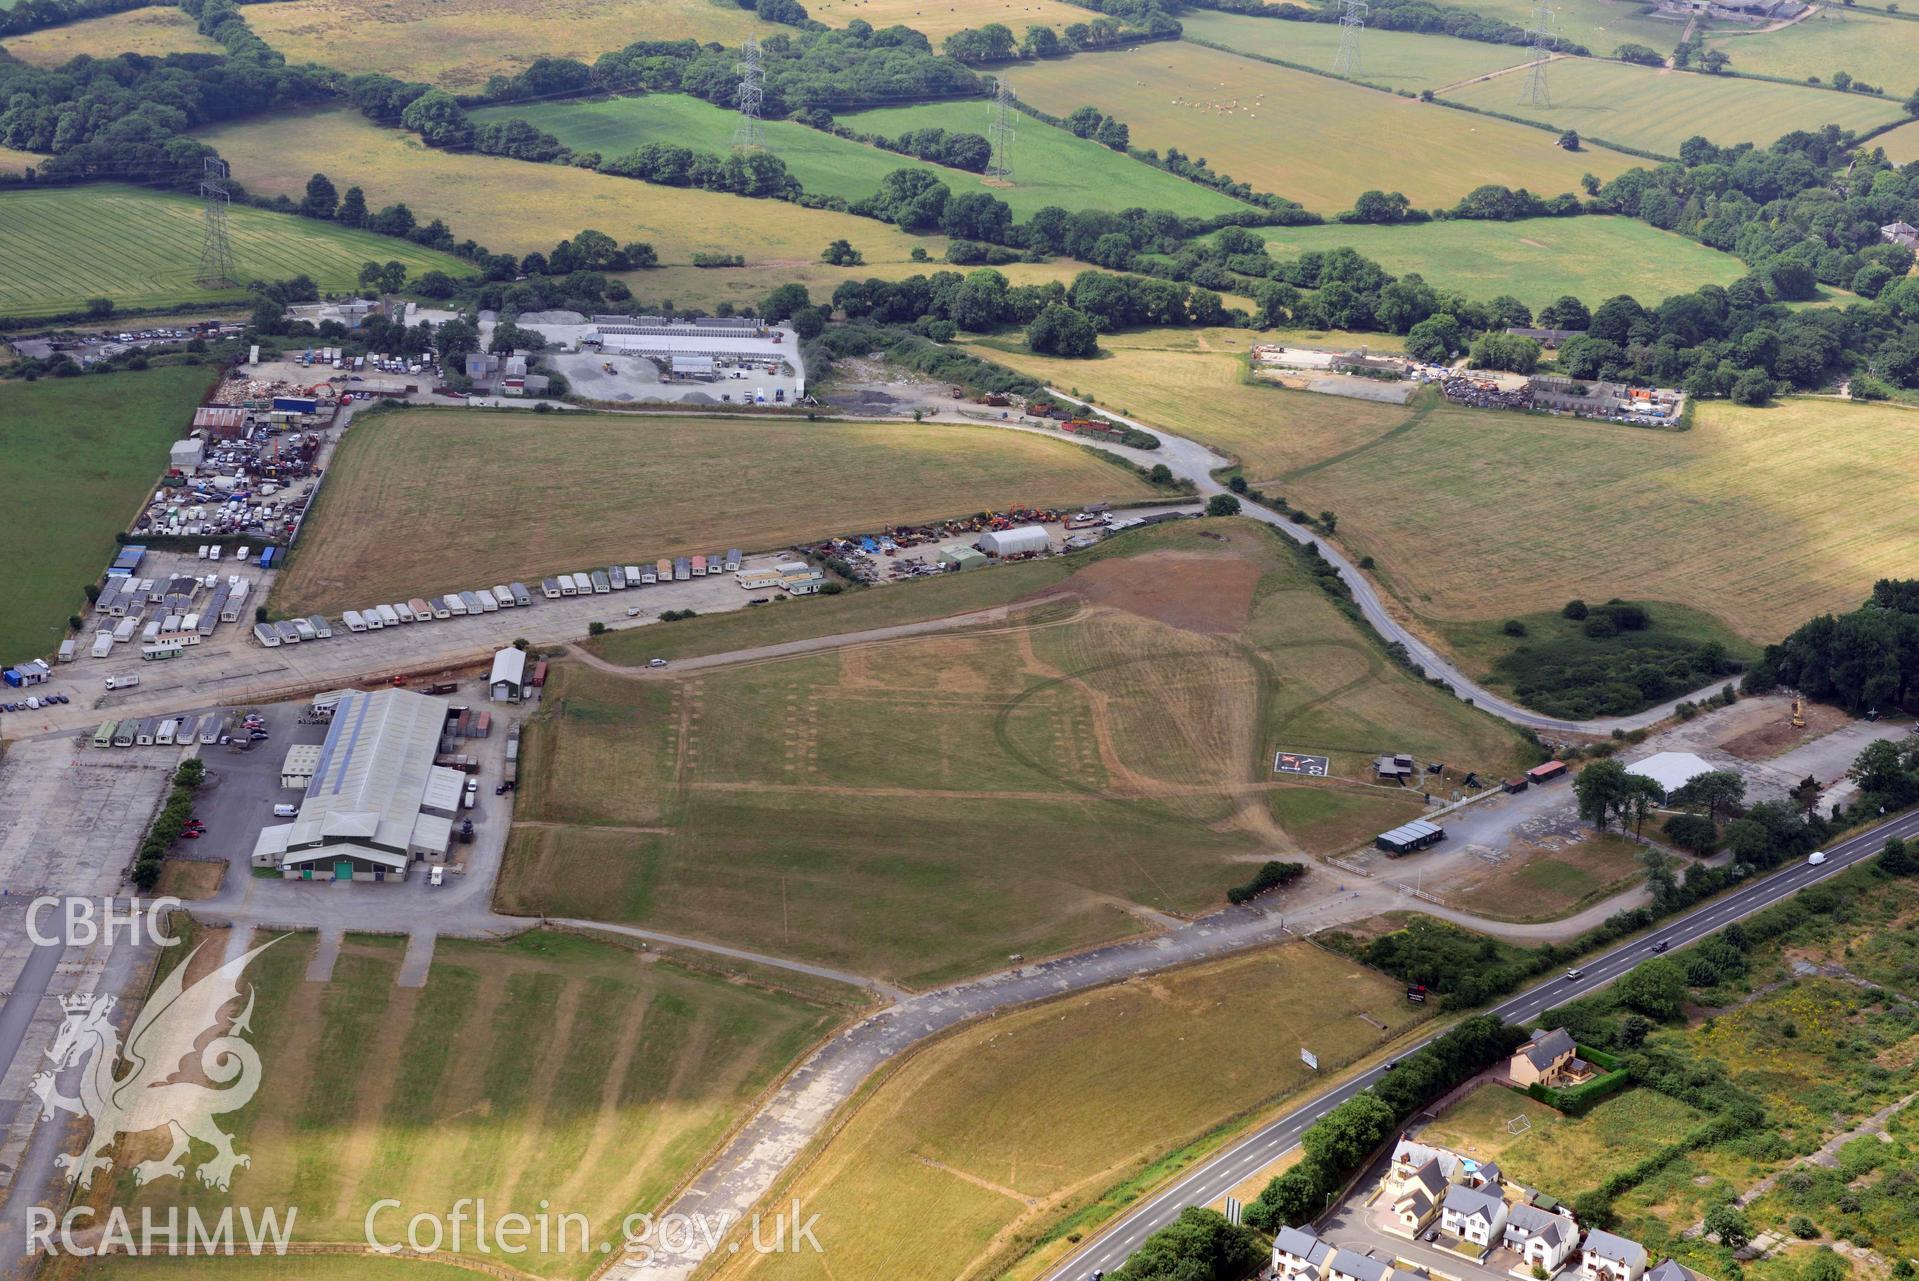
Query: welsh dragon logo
31 938 278 1191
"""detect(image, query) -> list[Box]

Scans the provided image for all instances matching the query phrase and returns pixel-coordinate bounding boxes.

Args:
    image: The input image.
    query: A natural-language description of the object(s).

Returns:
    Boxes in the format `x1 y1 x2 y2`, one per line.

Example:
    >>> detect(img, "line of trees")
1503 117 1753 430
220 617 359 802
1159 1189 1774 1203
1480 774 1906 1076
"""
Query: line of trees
1747 579 1919 715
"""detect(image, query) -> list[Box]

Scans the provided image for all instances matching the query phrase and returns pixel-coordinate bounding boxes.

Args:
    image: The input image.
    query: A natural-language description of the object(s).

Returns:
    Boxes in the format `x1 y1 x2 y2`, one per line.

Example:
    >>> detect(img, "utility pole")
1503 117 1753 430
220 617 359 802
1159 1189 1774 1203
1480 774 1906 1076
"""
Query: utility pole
1333 0 1367 77
196 156 238 290
1520 0 1557 107
732 36 765 150
987 74 1016 182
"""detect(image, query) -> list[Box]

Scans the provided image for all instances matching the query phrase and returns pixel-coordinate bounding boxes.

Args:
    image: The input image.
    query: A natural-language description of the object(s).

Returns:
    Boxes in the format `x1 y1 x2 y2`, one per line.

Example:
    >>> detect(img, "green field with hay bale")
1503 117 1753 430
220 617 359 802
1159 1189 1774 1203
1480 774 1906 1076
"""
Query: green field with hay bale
197 108 944 262
0 368 218 663
0 184 471 319
243 0 780 89
1439 56 1905 154
1243 215 1747 308
1014 42 1635 212
1181 9 1535 92
502 519 1527 987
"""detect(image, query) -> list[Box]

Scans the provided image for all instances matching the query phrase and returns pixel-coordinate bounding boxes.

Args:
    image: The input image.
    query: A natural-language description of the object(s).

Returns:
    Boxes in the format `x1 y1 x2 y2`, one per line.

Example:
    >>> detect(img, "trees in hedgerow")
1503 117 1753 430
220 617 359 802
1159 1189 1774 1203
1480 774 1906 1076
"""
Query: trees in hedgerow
1027 303 1098 357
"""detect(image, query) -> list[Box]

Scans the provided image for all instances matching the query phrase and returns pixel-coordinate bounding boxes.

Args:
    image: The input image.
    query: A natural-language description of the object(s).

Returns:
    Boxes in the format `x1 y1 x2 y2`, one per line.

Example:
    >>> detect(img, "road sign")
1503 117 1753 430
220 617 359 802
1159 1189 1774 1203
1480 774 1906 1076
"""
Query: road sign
1300 1046 1319 1070
1274 752 1330 777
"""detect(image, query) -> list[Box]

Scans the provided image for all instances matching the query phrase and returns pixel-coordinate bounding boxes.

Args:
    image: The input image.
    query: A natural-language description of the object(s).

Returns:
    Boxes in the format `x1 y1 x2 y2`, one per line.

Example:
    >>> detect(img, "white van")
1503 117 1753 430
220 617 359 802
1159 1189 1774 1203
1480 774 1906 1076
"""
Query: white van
429 865 445 887
1808 850 1828 866
273 803 298 817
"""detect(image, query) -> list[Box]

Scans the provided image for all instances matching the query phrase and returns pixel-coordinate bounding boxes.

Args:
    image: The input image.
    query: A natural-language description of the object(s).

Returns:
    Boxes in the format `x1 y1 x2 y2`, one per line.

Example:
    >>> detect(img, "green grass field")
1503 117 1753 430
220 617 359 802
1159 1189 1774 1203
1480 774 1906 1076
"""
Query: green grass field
1243 215 1746 309
503 520 1528 986
85 929 839 1281
1420 1082 1706 1199
197 108 944 261
471 94 1251 220
0 185 472 319
272 408 1154 617
244 0 780 88
1181 10 1535 92
1014 42 1635 213
1706 6 1919 97
1 5 218 63
1439 0 1694 57
0 369 214 662
0 145 43 174
1881 118 1919 163
702 942 1423 1281
1439 56 1906 155
840 102 1254 218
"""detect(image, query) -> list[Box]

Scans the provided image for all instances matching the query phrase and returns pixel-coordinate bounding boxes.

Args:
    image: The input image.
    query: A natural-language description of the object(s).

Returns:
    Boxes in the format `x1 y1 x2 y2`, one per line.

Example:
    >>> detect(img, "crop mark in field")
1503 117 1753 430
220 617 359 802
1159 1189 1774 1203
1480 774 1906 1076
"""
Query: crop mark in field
1280 393 1437 483
913 1153 1039 1206
330 984 421 1221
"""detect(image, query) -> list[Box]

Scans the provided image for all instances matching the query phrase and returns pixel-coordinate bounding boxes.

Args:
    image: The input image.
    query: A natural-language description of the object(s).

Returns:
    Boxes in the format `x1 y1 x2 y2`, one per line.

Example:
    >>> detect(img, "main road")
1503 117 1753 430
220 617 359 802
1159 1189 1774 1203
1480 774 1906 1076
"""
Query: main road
1040 806 1919 1281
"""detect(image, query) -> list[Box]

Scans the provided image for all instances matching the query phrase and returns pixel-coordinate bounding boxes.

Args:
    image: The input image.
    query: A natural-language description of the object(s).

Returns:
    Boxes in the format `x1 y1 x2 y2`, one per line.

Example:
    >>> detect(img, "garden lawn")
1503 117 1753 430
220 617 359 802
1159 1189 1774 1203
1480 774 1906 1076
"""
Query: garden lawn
1243 216 1747 310
1439 56 1905 155
1181 10 1535 92
0 185 472 319
0 369 215 661
1420 1082 1706 1199
1014 42 1635 212
272 409 1154 616
195 108 943 262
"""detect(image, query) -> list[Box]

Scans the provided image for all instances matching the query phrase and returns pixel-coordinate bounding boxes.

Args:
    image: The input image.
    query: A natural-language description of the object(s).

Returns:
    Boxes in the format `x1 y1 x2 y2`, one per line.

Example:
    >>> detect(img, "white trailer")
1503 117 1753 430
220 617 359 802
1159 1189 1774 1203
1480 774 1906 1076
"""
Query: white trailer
342 609 368 633
609 566 627 590
408 598 432 622
309 615 333 639
253 623 281 647
57 639 76 663
591 571 611 594
475 590 499 613
91 632 115 658
492 585 514 608
112 618 138 644
292 618 318 642
447 594 469 616
428 597 452 620
558 575 578 597
375 604 400 627
460 590 486 614
156 719 178 746
541 578 562 599
362 607 384 630
395 601 416 623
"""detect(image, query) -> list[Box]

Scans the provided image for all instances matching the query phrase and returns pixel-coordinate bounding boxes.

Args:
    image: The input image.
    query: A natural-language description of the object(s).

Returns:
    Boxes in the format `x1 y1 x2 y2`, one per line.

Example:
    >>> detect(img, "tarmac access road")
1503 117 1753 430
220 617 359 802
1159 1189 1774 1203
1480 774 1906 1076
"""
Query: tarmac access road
1038 807 1919 1281
1030 391 1700 737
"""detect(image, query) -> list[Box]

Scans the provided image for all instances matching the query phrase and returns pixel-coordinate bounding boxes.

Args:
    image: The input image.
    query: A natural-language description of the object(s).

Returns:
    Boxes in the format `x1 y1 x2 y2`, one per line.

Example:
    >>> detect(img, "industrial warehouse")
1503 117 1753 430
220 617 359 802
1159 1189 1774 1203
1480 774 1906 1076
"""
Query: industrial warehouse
250 688 464 881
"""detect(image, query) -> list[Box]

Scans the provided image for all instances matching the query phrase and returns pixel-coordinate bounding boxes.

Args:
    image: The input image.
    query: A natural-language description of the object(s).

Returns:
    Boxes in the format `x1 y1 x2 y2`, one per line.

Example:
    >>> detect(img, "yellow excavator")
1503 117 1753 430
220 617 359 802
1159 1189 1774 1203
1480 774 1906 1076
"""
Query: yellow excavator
1791 696 1806 730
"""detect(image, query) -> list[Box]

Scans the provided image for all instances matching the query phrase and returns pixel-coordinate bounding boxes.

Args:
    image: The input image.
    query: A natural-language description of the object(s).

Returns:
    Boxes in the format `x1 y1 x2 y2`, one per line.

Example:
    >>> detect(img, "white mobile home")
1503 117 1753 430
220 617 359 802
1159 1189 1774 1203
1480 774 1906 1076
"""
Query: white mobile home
343 609 368 633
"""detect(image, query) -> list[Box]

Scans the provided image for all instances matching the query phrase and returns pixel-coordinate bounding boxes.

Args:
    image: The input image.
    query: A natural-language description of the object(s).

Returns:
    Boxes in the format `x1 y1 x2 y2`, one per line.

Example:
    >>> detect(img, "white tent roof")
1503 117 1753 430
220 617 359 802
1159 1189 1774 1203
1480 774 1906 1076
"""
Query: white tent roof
1625 751 1716 794
490 647 527 688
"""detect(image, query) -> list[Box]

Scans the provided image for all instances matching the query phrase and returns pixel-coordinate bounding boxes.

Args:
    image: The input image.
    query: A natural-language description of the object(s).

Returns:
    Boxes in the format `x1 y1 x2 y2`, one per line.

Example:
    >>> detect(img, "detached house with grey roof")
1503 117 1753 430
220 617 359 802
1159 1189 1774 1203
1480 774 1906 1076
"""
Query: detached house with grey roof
1579 1230 1649 1281
1504 1201 1578 1274
1509 1027 1596 1089
1272 1225 1336 1281
1329 1248 1395 1281
1441 1184 1510 1249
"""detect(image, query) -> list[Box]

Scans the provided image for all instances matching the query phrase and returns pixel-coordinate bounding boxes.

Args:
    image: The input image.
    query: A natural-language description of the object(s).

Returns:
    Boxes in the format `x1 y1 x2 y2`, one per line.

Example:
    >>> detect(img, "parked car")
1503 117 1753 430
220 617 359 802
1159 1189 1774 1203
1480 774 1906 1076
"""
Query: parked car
648 658 668 668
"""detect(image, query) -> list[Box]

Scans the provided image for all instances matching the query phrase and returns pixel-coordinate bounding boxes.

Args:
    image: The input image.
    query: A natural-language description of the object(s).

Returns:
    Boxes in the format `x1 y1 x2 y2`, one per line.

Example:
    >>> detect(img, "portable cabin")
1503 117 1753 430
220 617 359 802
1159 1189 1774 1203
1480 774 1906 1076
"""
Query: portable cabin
375 604 401 627
112 721 135 747
624 565 643 586
475 590 500 613
135 718 158 746
609 565 627 590
360 607 384 630
91 632 115 658
253 622 281 647
394 601 415 623
725 549 743 572
1376 819 1446 856
176 715 198 741
276 620 302 644
343 609 368 633
429 597 452 620
93 722 115 749
447 594 469 616
558 574 578 596
460 590 486 615
656 558 673 584
492 586 514 608
112 617 138 644
510 583 533 607
58 639 77 664
542 577 562 599
690 555 707 578
591 570 610 594
408 598 432 622
673 557 691 581
141 620 162 644
292 618 318 642
156 719 178 746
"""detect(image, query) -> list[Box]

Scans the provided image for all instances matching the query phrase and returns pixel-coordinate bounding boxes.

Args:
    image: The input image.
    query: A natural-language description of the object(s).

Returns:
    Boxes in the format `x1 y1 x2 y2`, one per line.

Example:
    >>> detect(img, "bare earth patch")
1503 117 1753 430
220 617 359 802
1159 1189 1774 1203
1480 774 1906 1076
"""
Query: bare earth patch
1718 698 1850 761
1058 550 1262 635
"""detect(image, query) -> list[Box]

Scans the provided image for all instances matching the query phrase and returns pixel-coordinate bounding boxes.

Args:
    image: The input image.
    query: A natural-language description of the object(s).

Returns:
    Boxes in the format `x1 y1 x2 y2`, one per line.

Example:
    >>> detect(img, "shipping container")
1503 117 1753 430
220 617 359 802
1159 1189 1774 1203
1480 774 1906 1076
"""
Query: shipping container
375 604 400 627
590 571 610 594
542 577 562 599
342 609 368 632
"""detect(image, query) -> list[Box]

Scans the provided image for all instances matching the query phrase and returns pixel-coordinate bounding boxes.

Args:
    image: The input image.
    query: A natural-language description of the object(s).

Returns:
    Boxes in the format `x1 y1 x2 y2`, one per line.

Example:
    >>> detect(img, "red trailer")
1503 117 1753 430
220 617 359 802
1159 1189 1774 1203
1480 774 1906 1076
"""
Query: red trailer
1526 760 1570 784
531 660 549 689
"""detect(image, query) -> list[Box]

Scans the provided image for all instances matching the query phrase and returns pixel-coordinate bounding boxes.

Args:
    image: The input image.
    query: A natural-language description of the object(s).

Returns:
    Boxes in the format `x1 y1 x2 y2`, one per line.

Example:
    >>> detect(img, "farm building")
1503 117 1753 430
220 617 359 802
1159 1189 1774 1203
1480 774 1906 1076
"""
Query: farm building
192 406 249 439
584 317 806 394
280 743 323 790
977 525 1050 558
1882 221 1919 251
939 544 988 570
169 439 205 471
249 688 463 882
1624 751 1714 795
1376 818 1445 856
489 647 528 703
